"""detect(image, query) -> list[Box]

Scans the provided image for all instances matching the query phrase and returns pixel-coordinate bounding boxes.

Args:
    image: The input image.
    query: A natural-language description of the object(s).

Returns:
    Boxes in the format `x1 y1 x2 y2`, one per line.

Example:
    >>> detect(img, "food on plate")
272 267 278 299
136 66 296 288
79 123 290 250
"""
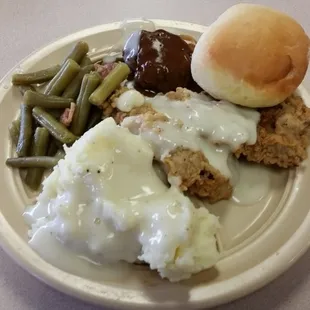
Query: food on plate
33 107 78 144
25 127 50 190
115 89 145 112
18 84 36 96
44 59 81 96
62 64 94 100
123 29 192 93
12 65 62 86
80 55 92 67
5 5 310 282
70 72 101 136
86 106 103 130
94 63 117 80
89 62 130 106
24 90 73 109
235 95 310 167
164 148 233 203
60 102 76 127
8 118 21 146
191 3 310 108
6 42 132 190
16 104 33 157
120 88 259 202
6 156 60 168
62 40 89 65
24 118 220 282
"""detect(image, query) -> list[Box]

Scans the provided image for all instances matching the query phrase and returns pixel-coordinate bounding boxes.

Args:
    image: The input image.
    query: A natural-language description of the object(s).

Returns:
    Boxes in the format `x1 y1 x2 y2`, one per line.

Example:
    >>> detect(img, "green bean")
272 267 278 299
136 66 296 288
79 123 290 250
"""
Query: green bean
86 106 103 130
16 104 33 157
70 73 101 136
54 139 64 149
62 64 94 100
24 90 73 109
47 139 59 156
18 85 36 96
44 59 80 96
9 118 21 146
48 137 65 154
25 127 50 190
6 156 58 169
12 65 61 85
32 128 50 157
80 55 92 67
63 41 89 65
54 149 65 160
48 109 64 120
32 107 78 144
89 63 130 106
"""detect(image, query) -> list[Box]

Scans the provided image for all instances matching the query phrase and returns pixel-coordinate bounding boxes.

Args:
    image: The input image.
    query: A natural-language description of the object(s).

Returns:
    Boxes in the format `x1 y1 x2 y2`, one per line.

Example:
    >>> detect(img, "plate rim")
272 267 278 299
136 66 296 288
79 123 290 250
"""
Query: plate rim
0 19 310 309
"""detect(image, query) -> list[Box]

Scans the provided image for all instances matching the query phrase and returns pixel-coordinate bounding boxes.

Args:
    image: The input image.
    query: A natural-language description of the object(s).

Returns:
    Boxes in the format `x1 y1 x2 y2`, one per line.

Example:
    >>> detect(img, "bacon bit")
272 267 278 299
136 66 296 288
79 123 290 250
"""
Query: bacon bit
114 111 127 124
60 102 76 127
94 63 117 79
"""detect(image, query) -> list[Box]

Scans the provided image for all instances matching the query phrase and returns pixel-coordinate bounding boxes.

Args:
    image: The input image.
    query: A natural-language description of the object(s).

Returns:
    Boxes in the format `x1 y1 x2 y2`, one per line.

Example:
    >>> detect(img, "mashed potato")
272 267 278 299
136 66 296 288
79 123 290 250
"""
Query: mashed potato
24 118 220 282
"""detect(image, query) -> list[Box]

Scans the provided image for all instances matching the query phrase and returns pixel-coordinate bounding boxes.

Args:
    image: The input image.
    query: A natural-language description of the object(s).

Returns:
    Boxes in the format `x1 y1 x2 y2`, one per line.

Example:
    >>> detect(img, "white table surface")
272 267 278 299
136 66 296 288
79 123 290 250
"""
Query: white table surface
1 0 310 309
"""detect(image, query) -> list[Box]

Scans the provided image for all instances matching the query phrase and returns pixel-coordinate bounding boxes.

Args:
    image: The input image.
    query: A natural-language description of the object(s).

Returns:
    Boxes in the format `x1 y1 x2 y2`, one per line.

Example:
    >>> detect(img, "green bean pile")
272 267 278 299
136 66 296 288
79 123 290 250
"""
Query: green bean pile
6 41 131 190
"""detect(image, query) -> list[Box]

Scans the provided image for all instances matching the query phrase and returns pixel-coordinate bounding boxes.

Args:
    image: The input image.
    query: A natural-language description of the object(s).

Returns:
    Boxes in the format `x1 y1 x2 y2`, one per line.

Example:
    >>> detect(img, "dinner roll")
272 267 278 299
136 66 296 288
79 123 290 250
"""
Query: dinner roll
191 4 309 108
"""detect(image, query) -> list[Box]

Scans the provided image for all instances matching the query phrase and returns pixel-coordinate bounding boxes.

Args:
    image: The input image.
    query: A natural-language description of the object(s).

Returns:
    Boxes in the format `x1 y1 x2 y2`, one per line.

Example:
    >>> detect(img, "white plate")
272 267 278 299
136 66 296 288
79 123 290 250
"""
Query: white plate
0 19 310 310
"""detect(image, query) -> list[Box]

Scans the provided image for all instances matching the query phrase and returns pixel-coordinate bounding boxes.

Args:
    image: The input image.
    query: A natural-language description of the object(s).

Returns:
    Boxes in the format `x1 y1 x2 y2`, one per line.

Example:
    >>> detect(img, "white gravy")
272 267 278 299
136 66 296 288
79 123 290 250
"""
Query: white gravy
24 118 220 282
148 92 260 150
121 91 260 178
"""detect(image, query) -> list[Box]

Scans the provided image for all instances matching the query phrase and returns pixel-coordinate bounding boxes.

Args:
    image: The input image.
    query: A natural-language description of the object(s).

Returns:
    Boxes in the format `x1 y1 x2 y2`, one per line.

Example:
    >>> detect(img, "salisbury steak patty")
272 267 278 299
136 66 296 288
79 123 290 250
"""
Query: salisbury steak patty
133 29 192 93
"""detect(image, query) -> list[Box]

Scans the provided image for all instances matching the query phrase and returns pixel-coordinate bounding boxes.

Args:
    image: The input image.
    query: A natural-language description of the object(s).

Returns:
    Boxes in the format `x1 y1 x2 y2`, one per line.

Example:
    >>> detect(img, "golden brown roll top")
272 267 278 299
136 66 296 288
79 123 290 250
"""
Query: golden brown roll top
191 4 310 108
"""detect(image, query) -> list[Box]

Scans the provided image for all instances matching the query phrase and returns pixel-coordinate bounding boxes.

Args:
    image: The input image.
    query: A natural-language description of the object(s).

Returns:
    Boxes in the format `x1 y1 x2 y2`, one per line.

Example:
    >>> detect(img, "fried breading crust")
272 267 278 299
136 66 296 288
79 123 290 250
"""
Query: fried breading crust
164 148 232 203
106 87 310 201
121 106 233 203
105 87 192 122
235 95 310 167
